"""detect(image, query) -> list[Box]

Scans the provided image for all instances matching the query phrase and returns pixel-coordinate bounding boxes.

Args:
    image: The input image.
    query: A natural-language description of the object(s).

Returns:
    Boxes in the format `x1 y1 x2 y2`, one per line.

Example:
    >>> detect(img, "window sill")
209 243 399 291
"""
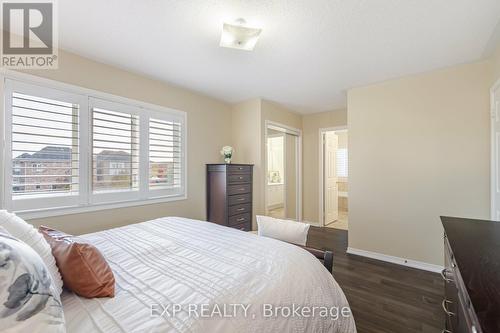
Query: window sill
15 194 188 220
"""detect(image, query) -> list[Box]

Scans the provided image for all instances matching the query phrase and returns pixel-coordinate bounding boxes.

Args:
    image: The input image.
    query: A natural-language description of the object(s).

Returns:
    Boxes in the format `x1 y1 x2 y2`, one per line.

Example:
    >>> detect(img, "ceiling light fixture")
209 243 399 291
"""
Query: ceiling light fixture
220 18 262 51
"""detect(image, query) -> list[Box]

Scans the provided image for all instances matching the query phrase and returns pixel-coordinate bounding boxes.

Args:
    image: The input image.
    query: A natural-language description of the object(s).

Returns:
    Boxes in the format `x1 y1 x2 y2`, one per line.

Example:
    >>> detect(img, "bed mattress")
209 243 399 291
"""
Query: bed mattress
61 217 356 332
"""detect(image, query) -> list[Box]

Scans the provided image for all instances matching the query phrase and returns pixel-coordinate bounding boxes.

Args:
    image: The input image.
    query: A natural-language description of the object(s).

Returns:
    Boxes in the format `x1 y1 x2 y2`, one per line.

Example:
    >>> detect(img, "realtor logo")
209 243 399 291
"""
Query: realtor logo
1 0 58 69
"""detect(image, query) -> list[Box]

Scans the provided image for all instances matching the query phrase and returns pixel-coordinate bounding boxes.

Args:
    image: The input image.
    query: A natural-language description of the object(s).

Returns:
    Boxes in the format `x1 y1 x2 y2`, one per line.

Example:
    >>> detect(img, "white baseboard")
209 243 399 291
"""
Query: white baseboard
346 247 443 273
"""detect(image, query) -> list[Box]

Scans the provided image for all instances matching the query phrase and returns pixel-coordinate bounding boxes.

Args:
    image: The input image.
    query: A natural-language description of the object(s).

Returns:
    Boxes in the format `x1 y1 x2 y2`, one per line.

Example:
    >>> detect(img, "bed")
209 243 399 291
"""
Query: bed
61 216 356 332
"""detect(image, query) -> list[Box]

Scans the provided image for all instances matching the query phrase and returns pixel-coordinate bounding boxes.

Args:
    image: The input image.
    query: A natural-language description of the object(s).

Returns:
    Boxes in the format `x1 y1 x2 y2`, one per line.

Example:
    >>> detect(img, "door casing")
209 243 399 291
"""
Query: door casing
319 126 347 226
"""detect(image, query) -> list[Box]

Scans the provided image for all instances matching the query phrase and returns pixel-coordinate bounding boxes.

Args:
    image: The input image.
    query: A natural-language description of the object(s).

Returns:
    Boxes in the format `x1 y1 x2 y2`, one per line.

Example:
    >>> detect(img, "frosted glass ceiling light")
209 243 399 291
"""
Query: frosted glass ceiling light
220 18 262 51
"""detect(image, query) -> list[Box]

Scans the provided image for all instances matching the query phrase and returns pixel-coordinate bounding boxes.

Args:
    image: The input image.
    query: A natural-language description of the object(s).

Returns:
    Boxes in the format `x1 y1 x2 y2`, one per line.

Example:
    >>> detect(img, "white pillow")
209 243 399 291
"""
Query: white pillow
256 215 310 246
0 232 65 332
0 211 63 296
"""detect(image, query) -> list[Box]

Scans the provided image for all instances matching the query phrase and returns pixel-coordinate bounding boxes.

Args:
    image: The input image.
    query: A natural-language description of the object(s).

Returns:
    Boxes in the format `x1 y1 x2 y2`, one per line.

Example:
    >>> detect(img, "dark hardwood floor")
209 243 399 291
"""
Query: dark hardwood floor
306 226 445 333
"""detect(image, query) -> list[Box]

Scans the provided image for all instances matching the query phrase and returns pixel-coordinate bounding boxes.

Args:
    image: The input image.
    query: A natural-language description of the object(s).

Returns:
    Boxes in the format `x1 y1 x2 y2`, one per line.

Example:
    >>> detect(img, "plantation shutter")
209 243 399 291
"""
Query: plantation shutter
11 92 80 196
5 80 87 212
5 79 187 216
90 98 140 203
148 117 183 194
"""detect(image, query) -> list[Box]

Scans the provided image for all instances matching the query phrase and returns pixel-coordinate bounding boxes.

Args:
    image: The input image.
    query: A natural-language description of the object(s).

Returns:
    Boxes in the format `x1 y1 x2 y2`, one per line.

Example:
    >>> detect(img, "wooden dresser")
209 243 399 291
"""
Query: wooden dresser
441 216 500 333
206 164 253 231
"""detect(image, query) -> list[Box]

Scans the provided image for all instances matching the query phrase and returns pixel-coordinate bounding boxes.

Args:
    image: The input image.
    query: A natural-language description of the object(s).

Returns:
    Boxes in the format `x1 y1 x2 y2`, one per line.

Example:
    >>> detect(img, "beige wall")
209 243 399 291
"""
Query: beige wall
231 99 262 166
492 45 500 83
261 100 302 130
231 99 262 229
9 50 233 235
302 109 347 223
348 60 491 265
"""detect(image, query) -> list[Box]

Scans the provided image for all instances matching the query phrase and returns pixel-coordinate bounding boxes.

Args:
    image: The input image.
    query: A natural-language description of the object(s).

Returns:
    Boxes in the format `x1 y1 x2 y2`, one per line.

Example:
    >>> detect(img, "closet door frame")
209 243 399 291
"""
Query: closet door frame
264 120 302 221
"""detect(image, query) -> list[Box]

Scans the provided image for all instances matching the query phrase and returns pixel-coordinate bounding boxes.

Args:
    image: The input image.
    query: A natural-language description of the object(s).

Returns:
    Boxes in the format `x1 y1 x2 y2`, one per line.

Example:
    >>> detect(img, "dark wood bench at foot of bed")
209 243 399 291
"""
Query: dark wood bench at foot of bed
296 244 334 273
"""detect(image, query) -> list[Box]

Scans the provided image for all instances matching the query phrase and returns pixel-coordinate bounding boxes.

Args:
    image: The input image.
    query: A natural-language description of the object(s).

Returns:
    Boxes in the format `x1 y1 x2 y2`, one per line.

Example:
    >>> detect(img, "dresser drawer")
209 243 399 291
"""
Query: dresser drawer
228 193 251 206
228 184 251 195
228 203 251 216
228 213 251 226
230 221 251 232
227 165 252 174
228 173 252 184
443 233 483 333
207 164 253 231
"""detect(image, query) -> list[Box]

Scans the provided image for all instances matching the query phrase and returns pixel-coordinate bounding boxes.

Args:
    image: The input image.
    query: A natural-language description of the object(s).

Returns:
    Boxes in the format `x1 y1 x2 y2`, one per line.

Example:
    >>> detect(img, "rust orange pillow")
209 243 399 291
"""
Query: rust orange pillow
39 226 115 298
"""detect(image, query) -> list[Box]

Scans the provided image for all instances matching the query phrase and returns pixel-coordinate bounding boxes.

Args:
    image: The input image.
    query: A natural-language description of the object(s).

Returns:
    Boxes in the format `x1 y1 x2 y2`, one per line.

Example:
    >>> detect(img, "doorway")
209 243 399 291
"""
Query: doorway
265 121 302 221
320 128 348 229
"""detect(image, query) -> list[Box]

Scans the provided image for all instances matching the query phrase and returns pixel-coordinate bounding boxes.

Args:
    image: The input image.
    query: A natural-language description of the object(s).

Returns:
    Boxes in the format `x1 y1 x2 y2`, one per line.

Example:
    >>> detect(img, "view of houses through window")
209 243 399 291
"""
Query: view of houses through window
11 92 180 198
13 145 178 196
91 107 140 192
12 146 76 195
11 91 80 197
149 117 182 189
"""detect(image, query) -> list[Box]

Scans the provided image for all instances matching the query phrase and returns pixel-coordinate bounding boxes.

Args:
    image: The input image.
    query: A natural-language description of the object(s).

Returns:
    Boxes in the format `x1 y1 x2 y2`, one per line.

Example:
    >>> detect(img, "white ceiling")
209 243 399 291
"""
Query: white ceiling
59 0 500 114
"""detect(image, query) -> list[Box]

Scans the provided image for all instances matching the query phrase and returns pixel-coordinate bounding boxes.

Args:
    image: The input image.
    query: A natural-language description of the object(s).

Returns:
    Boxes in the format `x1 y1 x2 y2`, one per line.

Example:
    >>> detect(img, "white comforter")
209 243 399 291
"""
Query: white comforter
62 217 356 333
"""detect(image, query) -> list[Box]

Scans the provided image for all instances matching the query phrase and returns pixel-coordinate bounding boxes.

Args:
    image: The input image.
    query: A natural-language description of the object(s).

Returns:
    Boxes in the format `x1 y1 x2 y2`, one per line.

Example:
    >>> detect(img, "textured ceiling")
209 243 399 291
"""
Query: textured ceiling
58 0 500 114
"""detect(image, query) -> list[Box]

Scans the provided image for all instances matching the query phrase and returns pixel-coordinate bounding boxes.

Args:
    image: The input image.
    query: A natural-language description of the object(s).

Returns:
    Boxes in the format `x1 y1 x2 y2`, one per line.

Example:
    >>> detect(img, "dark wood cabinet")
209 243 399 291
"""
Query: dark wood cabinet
206 164 253 231
441 216 500 333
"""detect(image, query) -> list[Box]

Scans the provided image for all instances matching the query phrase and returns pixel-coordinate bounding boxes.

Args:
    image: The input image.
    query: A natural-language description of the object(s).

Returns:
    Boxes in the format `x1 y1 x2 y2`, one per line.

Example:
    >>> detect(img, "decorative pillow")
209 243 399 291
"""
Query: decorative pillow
39 226 115 298
0 232 65 332
256 215 310 246
0 211 63 296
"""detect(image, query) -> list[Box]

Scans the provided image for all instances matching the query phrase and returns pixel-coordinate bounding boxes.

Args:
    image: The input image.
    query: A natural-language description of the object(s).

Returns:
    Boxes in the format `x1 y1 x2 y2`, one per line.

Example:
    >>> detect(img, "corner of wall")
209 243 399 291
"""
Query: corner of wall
490 43 500 85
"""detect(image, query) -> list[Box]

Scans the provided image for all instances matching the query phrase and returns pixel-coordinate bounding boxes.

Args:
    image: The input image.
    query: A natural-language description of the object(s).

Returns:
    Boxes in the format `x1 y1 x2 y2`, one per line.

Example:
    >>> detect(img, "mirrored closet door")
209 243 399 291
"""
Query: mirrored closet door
265 122 301 221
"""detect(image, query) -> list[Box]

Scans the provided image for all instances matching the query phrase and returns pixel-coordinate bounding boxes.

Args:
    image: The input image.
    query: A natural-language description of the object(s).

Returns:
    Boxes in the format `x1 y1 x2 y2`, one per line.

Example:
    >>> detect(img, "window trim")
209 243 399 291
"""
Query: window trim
1 70 188 220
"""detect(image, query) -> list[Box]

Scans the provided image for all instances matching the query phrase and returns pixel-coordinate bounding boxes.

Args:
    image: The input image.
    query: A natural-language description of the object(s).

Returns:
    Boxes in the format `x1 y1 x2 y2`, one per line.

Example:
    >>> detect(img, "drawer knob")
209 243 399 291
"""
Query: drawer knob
237 198 245 201
441 299 455 317
237 218 245 222
237 208 245 211
440 268 453 283
239 188 245 191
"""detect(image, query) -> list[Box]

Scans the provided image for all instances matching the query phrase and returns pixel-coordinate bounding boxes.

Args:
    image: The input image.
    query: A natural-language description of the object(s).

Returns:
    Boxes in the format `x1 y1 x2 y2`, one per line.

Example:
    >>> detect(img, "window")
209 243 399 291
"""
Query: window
109 162 127 176
3 78 187 217
5 81 85 212
149 117 183 195
336 148 348 178
12 93 78 196
92 103 140 194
